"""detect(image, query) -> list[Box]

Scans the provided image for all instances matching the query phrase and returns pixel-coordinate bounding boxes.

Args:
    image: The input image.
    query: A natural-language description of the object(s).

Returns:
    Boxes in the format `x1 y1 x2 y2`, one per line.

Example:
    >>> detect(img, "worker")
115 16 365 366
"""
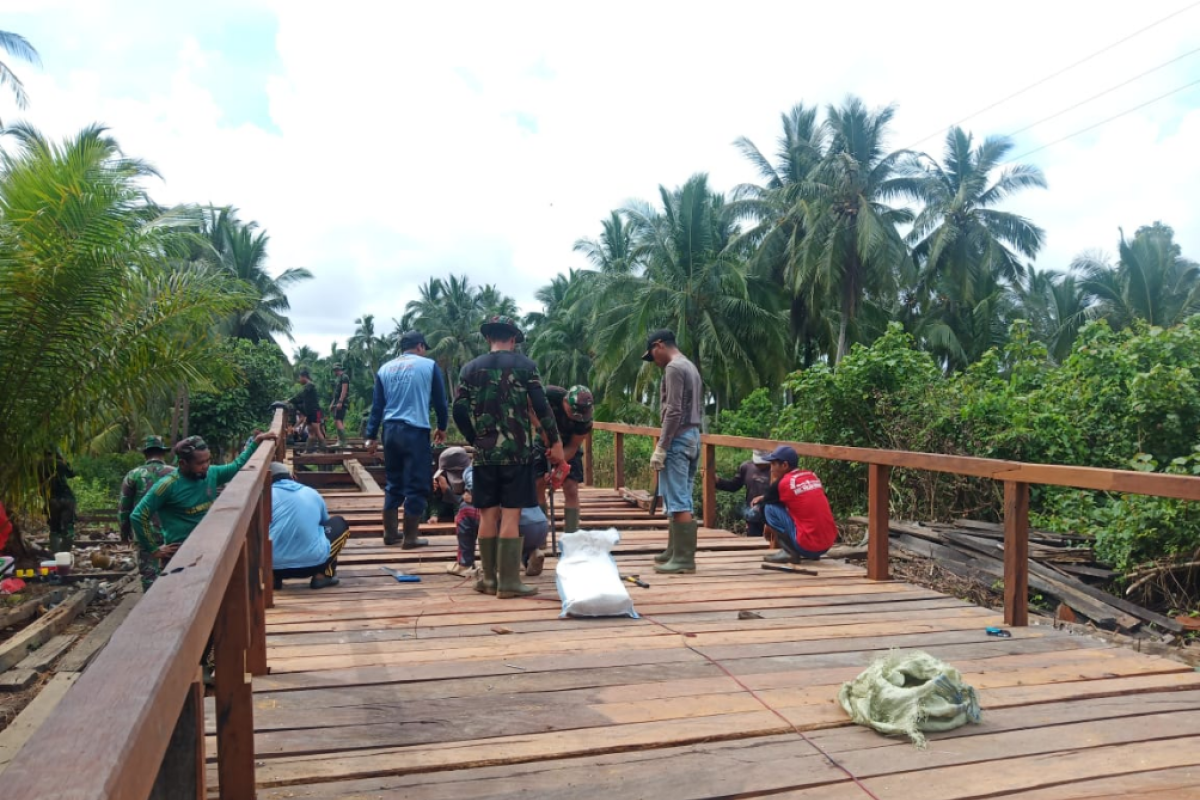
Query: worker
431 445 471 523
364 330 448 548
268 462 351 590
535 385 594 534
753 445 838 563
130 431 278 576
642 329 703 574
286 369 326 452
40 452 77 553
715 450 773 538
118 436 177 590
329 363 351 449
449 465 550 577
453 315 563 598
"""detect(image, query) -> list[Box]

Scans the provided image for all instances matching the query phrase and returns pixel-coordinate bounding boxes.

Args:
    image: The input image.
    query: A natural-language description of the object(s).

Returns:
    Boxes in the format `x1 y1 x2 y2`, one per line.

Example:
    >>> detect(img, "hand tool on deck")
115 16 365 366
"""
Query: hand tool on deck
760 563 818 576
380 565 421 582
985 626 1012 638
621 574 650 588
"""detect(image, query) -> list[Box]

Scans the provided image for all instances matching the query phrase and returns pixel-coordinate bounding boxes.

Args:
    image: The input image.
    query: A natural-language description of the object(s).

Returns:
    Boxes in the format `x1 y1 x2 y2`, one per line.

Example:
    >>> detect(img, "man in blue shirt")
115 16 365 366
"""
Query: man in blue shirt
365 330 449 548
268 462 351 590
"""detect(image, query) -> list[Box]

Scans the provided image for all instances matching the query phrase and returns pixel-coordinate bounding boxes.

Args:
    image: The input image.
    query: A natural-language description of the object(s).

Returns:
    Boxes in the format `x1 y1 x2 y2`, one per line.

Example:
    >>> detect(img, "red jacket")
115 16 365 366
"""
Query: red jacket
775 469 837 553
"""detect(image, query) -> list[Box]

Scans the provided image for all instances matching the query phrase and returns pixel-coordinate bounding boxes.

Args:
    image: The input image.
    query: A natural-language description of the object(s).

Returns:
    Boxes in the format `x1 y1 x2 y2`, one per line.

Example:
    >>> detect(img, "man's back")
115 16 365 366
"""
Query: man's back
777 469 837 552
119 460 176 540
455 351 557 465
270 479 331 569
374 353 445 429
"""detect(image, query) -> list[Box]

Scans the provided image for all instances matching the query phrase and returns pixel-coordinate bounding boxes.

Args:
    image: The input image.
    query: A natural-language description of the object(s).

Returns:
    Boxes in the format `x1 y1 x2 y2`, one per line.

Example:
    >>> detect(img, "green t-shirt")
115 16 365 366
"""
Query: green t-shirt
130 442 257 550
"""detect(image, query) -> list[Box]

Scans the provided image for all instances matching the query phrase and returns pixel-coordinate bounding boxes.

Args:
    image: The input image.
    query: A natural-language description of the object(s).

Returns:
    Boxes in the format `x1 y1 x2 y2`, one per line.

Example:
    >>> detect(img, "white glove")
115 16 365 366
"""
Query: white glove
650 446 667 471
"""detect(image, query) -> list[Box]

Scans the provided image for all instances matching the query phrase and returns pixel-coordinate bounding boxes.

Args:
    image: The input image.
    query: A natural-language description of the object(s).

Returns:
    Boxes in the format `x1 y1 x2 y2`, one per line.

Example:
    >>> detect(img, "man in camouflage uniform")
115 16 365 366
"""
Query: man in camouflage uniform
40 452 77 553
453 315 563 599
329 363 351 449
118 436 177 590
535 385 594 534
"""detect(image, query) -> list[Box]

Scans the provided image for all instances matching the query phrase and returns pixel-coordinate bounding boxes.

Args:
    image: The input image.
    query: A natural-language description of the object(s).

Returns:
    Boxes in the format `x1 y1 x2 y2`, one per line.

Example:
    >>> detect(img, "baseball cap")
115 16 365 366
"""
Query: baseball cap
641 329 676 361
566 386 594 421
751 449 771 465
764 445 799 469
269 462 293 480
332 363 343 370
399 330 428 350
142 435 167 453
298 368 310 378
480 315 525 343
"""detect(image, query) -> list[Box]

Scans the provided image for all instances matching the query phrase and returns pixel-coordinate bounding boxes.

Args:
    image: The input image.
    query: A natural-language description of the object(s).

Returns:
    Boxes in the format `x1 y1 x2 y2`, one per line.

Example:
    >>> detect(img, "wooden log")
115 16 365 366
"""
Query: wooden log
0 587 96 673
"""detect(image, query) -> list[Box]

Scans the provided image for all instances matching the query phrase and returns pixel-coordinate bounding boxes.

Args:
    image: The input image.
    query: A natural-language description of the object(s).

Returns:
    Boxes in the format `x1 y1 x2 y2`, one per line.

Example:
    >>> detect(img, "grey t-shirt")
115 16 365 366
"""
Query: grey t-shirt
659 355 702 448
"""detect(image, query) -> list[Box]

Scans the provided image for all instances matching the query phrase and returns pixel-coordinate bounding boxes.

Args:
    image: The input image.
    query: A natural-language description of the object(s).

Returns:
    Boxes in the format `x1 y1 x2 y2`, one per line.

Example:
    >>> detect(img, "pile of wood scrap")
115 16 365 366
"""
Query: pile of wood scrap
862 517 1181 635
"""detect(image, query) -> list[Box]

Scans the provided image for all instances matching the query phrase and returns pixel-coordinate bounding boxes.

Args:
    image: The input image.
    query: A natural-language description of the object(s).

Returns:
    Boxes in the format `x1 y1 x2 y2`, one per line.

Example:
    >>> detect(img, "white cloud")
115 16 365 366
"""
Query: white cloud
6 0 1200 356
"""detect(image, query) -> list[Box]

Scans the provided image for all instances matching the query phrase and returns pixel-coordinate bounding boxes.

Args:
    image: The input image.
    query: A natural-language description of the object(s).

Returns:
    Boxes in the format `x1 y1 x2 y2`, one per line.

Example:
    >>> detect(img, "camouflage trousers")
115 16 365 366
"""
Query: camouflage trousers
138 549 162 592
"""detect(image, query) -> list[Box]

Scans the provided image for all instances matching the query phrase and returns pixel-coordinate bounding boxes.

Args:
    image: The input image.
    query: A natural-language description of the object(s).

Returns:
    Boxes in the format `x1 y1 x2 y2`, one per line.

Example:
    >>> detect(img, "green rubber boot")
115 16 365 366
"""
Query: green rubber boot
654 523 676 564
474 536 498 595
400 514 429 549
655 521 697 574
496 537 538 599
564 507 581 533
382 508 400 546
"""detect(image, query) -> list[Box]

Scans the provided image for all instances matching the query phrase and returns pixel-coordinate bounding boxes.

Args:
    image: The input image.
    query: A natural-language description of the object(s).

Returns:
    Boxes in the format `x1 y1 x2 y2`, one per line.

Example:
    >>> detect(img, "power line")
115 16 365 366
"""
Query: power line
1004 45 1200 139
1004 77 1200 163
904 0 1200 149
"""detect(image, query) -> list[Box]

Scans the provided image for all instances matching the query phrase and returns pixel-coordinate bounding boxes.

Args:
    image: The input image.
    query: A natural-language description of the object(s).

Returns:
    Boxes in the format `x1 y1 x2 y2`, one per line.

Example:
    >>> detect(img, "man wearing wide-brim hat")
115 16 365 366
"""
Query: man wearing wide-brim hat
642 328 704 574
118 435 177 589
453 315 564 599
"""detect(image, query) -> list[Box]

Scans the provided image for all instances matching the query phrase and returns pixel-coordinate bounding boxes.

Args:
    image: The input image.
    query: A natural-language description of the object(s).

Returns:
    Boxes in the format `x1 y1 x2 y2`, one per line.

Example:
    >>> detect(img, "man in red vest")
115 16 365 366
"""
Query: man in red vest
754 445 838 563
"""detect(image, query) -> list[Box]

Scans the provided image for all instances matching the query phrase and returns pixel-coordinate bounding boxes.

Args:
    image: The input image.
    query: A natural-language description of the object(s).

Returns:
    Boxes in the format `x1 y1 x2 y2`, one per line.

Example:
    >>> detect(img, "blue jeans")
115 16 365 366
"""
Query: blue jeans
658 427 700 515
382 421 431 517
764 504 825 558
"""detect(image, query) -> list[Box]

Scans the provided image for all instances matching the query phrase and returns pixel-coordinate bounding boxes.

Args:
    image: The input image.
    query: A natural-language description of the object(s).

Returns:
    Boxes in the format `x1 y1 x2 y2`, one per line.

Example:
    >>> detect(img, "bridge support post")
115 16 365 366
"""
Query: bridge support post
702 443 716 530
246 499 268 676
148 679 205 800
867 463 891 581
214 543 257 800
613 432 624 491
1004 481 1030 627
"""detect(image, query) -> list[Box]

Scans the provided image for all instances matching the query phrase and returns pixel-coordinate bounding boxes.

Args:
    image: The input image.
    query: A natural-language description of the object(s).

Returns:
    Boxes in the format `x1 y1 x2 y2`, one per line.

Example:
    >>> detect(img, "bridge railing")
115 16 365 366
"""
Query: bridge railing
4 409 287 800
589 421 1200 627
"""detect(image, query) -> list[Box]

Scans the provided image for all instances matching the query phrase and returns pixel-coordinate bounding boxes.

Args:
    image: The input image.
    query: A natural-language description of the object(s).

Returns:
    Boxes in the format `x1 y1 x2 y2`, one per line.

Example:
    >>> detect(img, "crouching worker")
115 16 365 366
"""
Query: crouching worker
448 466 550 577
268 462 351 589
755 446 838 564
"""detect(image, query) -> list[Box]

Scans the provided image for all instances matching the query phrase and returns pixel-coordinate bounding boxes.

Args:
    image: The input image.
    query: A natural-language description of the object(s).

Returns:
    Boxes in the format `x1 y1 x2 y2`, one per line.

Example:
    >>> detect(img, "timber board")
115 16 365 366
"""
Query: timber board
230 483 1200 799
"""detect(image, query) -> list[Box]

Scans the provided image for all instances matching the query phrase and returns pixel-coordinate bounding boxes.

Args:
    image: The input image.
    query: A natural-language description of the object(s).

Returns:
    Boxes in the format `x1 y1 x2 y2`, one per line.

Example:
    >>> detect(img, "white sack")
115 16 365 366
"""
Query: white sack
555 529 638 618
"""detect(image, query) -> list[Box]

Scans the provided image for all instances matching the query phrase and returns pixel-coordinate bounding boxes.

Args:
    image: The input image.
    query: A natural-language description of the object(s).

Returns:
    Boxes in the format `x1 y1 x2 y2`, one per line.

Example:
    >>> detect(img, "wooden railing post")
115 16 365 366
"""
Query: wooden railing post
148 679 205 800
214 542 257 800
613 432 625 490
261 485 274 610
702 443 716 529
867 463 891 581
1004 481 1030 627
583 432 594 486
245 498 268 677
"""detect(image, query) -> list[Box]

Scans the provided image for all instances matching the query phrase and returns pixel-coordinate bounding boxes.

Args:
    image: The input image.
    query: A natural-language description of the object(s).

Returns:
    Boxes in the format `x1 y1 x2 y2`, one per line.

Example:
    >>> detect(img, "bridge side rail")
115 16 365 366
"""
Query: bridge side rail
588 421 1200 627
4 409 287 800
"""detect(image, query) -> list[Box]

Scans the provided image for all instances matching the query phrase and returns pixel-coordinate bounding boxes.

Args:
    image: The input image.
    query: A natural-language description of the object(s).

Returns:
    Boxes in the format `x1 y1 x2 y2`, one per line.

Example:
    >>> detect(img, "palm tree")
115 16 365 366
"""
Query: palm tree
796 97 913 363
527 270 594 390
1011 266 1096 363
293 345 319 368
1075 223 1200 330
731 103 833 366
573 211 639 275
0 124 248 557
0 31 39 118
202 207 312 344
348 314 388 379
592 173 786 413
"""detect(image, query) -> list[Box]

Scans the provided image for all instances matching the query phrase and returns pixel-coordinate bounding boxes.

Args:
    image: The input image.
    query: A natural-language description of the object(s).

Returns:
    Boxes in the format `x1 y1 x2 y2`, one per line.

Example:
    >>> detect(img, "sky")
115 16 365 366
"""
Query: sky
3 0 1199 356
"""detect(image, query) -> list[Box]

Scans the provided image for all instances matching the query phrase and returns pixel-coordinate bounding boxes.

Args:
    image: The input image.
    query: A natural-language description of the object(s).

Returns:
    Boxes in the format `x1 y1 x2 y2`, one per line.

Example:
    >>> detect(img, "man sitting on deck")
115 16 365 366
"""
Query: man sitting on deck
754 445 838 564
268 462 351 590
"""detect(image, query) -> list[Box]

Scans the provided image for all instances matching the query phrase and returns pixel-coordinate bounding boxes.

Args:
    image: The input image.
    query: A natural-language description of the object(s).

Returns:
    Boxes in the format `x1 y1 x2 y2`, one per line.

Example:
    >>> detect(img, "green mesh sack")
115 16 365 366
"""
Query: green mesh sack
837 649 981 747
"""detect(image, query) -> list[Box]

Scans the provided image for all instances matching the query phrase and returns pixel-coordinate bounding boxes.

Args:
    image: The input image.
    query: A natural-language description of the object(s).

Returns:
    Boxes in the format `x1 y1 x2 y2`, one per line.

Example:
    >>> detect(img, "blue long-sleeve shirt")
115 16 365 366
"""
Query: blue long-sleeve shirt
366 353 448 437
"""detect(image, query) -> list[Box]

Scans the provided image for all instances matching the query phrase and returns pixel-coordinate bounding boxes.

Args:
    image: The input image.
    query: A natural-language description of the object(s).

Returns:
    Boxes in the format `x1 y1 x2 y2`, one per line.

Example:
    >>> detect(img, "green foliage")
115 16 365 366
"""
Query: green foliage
69 476 116 514
714 388 777 438
190 339 291 455
71 452 144 498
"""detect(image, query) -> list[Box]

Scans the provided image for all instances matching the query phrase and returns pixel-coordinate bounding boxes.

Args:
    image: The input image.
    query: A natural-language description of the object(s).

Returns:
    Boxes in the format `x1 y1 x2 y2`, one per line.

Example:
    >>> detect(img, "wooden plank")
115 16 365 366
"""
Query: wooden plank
867 463 890 581
0 669 37 691
613 431 624 490
0 587 96 673
702 442 716 529
0 590 64 630
213 543 256 800
0 673 80 775
12 633 78 673
346 459 383 495
56 592 139 673
1004 480 1029 627
149 680 205 800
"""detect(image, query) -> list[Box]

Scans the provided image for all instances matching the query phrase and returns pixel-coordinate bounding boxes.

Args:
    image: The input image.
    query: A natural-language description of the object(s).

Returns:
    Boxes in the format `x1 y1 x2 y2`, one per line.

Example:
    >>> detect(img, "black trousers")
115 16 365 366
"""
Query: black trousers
273 516 351 579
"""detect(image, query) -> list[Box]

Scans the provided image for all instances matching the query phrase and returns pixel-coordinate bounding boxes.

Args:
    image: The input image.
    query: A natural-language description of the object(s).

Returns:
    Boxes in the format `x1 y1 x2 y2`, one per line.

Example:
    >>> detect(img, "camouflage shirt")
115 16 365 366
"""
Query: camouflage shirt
546 385 593 447
118 459 176 545
453 351 560 466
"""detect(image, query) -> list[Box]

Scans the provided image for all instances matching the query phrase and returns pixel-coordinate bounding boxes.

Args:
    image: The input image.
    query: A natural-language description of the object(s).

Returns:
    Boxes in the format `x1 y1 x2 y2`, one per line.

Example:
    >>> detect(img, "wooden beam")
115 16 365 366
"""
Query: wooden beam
346 458 384 495
0 674 80 775
867 464 891 581
1004 481 1030 627
584 432 594 486
214 543 256 800
56 592 139 673
245 500 268 677
0 586 96 672
148 680 205 800
703 443 717 529
262 487 275 610
614 432 625 491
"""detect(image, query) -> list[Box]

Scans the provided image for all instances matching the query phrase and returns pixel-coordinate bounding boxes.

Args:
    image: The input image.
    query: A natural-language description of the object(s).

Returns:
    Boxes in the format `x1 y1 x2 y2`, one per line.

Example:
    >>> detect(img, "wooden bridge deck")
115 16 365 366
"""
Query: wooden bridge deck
213 487 1200 799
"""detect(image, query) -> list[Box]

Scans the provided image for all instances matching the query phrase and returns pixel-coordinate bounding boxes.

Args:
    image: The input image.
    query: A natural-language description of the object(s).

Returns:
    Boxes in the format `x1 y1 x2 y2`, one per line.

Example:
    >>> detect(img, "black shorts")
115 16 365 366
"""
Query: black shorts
533 445 585 484
472 464 537 509
333 405 347 422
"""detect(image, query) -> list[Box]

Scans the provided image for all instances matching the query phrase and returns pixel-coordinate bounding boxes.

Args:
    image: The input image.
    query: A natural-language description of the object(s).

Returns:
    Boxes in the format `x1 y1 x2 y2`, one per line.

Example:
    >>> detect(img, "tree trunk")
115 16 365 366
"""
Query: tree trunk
181 386 190 440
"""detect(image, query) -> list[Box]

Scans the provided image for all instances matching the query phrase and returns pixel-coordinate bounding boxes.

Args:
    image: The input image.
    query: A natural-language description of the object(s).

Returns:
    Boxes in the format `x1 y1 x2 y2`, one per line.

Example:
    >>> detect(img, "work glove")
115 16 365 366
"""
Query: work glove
650 446 667 471
548 460 570 490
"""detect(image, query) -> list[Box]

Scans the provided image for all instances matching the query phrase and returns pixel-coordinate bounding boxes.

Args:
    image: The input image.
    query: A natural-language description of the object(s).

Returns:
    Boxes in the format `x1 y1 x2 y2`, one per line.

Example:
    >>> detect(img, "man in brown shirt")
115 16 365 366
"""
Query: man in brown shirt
642 328 703 574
